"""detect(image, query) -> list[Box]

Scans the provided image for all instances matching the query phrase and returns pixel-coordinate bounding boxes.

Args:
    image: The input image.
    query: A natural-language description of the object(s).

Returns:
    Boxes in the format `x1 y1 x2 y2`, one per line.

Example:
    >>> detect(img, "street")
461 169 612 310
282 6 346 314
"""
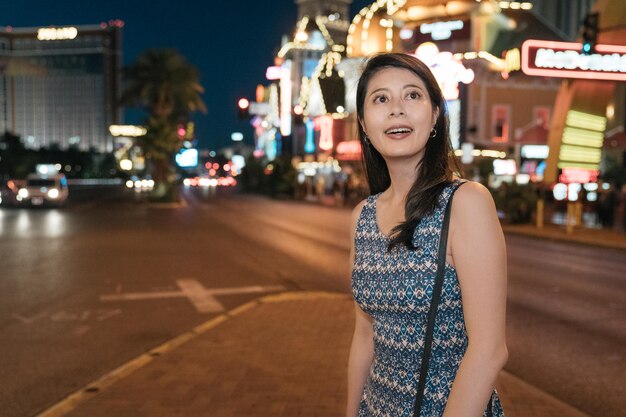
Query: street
0 186 624 417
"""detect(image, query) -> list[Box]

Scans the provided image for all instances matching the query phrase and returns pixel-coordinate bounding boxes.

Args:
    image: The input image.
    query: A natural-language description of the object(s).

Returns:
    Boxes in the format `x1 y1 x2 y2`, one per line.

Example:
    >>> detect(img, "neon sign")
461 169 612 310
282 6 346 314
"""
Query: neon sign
279 61 292 136
558 110 606 171
558 168 599 184
420 20 464 41
337 140 362 160
501 48 521 79
521 40 626 81
315 116 334 151
304 120 316 153
414 43 474 101
37 27 78 41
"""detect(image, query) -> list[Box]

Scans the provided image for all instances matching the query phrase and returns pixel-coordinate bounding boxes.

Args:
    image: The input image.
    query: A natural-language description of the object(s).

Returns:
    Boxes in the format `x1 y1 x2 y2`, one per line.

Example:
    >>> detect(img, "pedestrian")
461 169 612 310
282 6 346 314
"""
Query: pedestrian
347 53 507 417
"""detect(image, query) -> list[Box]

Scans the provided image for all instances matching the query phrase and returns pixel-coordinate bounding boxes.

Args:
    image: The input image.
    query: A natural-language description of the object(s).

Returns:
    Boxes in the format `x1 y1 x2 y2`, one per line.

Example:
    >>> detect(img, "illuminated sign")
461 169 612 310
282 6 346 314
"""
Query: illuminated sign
420 20 464 41
558 110 606 171
266 66 282 80
336 141 362 160
553 183 568 201
414 43 474 101
501 48 521 79
315 116 334 151
521 40 626 81
279 61 292 136
521 145 549 159
37 27 78 41
413 19 470 44
493 159 517 176
558 167 599 184
304 120 315 153
109 125 147 137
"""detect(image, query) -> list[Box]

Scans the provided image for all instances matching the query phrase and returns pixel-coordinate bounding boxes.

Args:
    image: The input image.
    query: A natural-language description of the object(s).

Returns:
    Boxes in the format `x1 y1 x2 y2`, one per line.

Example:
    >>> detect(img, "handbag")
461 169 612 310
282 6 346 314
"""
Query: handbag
412 183 494 417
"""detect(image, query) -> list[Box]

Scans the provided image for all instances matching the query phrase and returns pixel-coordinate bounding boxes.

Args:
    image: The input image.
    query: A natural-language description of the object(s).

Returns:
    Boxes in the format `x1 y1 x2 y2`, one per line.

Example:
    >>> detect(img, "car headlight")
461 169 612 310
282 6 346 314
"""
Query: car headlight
18 188 28 198
48 188 60 199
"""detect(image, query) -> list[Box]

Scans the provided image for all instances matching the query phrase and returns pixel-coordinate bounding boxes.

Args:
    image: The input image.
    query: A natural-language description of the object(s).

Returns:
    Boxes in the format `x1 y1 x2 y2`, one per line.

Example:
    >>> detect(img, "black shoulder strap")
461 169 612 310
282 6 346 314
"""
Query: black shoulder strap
413 181 462 417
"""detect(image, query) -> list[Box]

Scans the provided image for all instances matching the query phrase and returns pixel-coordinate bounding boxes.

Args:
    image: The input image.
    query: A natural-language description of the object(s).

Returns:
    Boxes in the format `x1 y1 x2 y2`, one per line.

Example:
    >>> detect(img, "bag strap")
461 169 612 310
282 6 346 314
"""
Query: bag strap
412 181 495 417
413 182 461 417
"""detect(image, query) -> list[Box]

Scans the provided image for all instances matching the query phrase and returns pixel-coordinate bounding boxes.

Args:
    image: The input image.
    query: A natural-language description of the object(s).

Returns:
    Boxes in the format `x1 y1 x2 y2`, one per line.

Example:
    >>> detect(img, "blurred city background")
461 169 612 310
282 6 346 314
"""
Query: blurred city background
0 0 625 416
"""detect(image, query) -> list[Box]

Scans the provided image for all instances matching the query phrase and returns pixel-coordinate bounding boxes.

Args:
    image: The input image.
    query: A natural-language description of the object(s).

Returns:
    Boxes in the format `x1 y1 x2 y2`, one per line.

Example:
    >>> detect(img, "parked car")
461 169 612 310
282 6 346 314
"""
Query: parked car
16 173 69 207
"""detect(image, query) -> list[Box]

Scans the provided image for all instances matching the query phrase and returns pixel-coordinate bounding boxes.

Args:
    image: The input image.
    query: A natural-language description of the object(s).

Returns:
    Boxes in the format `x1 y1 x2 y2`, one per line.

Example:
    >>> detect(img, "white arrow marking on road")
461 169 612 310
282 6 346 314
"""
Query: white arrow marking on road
100 280 285 313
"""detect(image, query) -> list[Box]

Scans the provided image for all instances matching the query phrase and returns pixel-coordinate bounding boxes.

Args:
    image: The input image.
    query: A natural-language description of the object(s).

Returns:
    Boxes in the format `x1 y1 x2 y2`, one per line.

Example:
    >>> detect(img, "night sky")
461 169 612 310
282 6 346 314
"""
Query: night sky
3 0 371 151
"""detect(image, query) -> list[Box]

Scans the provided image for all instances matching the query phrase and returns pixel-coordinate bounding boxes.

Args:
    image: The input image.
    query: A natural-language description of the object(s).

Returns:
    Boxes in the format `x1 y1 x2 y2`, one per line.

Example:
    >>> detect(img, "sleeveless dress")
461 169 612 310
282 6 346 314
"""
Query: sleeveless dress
351 180 504 417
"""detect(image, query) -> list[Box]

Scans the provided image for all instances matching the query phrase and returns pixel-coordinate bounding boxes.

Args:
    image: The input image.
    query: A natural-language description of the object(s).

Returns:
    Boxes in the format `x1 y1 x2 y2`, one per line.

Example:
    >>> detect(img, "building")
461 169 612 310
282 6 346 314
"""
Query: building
0 22 123 152
529 0 595 40
344 0 570 188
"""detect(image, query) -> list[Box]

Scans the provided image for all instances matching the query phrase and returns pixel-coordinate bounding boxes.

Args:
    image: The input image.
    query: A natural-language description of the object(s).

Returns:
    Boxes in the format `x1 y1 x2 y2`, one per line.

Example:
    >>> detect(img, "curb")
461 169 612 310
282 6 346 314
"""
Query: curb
498 371 593 417
502 226 626 250
35 291 348 417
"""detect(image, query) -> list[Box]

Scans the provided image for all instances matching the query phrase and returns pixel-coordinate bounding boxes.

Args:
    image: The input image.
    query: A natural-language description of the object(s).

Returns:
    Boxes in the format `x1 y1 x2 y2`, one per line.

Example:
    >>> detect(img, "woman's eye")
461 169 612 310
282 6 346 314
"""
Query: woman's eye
374 95 388 104
407 91 420 100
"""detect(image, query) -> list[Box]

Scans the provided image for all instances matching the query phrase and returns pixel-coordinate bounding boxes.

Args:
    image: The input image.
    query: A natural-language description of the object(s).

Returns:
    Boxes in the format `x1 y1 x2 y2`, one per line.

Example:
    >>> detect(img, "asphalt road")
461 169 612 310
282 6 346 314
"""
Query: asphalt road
0 185 623 417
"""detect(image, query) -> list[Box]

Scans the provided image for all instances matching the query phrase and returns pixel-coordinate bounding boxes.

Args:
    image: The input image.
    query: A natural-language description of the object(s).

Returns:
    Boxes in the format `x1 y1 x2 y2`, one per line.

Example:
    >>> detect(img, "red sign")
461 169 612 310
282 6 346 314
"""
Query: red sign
521 39 626 81
336 141 362 160
558 167 599 184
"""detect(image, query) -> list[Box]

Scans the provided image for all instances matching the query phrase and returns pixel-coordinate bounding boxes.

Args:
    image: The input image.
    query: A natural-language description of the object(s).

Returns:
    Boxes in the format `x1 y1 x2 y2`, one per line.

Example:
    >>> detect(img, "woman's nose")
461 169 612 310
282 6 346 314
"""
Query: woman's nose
388 99 405 117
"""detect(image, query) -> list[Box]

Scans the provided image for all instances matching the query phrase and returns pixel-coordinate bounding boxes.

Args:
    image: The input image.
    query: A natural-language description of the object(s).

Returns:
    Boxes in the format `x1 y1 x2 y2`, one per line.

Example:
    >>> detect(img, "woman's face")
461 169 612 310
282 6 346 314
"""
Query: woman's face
360 66 438 164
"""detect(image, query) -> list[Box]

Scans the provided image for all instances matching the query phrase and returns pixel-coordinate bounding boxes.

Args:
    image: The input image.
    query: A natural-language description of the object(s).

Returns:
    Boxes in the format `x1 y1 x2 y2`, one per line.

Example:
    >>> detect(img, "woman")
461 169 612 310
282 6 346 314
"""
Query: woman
346 53 508 417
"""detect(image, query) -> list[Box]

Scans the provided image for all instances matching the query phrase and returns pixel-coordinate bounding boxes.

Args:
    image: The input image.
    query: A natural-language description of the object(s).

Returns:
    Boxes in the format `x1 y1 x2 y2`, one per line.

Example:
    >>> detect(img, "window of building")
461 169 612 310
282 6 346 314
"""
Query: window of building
491 104 511 143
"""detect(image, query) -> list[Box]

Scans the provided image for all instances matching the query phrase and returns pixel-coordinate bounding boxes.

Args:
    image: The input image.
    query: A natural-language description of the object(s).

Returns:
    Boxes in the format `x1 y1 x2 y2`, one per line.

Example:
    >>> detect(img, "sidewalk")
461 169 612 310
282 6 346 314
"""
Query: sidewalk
502 223 626 250
38 292 593 417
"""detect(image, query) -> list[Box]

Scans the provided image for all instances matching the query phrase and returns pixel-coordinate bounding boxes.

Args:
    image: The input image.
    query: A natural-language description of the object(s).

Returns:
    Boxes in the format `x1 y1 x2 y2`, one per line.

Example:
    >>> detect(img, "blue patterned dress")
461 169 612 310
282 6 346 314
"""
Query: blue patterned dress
352 180 504 417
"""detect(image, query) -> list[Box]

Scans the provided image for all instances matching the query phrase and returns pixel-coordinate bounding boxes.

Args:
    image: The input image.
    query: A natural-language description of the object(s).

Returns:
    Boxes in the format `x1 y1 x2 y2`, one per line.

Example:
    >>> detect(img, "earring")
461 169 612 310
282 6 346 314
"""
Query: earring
429 127 437 138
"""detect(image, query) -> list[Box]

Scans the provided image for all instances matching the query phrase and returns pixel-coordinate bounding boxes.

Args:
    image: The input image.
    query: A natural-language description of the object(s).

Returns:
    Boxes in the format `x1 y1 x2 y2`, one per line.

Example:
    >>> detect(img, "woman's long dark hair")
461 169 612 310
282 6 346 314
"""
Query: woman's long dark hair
356 53 462 251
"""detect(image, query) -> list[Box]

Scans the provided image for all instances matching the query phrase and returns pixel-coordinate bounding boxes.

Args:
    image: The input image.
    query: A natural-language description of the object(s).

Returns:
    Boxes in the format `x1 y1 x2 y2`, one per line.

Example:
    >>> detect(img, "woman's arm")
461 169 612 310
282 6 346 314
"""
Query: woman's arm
346 200 375 417
443 182 508 417
346 303 374 417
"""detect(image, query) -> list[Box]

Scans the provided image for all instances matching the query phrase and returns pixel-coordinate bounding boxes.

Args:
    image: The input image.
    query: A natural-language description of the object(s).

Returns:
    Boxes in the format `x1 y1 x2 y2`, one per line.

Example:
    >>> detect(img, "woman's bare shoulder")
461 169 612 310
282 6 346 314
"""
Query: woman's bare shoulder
453 181 495 214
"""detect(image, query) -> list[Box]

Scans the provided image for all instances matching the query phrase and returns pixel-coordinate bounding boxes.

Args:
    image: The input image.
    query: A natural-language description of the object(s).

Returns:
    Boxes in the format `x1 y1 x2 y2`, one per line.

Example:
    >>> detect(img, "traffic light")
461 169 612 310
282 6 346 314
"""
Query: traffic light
237 98 250 120
176 124 186 139
581 12 599 54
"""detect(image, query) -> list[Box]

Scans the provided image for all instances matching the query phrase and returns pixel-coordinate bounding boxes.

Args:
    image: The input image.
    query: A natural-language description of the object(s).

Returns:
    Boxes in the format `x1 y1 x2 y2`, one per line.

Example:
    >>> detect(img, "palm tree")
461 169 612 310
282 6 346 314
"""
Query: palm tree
121 49 207 201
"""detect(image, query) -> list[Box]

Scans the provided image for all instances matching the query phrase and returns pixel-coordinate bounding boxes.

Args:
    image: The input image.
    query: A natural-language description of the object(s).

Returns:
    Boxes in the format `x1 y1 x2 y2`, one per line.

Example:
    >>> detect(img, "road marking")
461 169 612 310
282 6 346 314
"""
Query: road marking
12 309 121 326
12 312 47 324
99 279 285 313
176 279 224 313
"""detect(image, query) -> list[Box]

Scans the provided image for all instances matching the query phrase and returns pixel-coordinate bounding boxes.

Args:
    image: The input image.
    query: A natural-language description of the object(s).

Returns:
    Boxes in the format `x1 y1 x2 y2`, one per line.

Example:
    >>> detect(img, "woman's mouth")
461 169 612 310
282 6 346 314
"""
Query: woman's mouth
384 127 413 139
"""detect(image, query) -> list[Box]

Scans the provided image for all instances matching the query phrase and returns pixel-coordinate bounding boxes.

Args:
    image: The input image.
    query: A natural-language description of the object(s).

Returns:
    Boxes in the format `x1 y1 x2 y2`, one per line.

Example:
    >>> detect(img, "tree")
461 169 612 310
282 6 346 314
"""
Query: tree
121 49 207 201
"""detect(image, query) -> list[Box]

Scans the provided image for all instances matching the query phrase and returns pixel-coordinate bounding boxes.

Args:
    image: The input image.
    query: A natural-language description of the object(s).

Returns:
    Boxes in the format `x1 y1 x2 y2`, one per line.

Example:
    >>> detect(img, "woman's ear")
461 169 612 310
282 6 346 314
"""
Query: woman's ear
431 107 440 127
358 117 367 136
